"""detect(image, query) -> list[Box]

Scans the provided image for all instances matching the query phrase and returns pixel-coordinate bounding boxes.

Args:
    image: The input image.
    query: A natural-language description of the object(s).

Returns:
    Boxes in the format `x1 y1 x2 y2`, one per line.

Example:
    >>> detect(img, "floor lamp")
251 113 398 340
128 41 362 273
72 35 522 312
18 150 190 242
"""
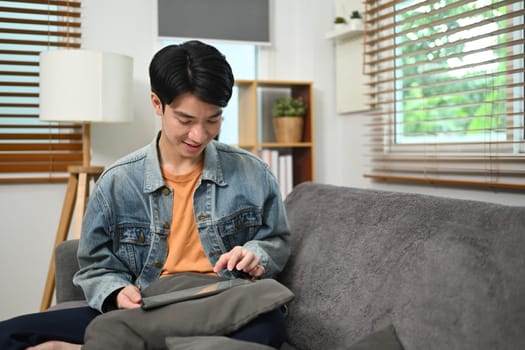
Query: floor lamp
38 49 133 311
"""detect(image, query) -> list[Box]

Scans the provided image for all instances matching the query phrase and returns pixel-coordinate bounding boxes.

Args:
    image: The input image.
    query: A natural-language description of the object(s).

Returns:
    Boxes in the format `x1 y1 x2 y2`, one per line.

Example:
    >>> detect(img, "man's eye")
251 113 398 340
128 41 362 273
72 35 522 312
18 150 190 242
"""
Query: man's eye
208 118 221 124
178 119 192 125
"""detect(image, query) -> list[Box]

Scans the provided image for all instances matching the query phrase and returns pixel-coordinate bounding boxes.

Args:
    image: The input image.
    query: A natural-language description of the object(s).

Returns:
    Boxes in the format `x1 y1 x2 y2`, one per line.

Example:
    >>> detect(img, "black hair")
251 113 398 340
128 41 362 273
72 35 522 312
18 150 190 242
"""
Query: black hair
149 40 234 110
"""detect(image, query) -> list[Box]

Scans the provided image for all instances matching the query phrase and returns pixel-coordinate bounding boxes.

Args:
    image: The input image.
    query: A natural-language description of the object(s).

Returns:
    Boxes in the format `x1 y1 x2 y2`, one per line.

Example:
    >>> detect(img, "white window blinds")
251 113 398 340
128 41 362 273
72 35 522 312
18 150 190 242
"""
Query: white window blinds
363 0 525 190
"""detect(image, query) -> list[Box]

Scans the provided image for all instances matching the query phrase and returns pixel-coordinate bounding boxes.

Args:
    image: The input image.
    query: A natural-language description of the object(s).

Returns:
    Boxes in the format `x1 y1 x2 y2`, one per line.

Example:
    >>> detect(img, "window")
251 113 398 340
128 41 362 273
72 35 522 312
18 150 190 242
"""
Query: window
213 42 258 145
0 0 82 183
363 0 524 189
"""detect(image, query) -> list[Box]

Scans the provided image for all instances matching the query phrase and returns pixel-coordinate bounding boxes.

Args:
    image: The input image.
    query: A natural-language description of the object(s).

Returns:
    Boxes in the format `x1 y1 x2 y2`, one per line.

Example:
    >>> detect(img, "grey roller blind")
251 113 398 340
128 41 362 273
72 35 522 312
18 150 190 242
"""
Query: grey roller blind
158 0 270 44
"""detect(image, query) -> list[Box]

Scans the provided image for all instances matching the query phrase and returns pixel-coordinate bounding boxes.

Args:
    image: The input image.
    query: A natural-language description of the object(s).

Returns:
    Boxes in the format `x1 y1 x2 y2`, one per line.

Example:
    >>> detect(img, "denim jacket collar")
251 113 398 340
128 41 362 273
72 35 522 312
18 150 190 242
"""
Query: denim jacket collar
143 132 227 193
202 141 227 187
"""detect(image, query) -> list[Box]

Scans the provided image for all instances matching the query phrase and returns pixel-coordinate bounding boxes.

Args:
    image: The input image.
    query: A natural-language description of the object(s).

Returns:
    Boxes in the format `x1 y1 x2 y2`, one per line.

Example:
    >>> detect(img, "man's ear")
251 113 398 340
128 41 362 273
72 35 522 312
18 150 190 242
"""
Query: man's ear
151 93 163 117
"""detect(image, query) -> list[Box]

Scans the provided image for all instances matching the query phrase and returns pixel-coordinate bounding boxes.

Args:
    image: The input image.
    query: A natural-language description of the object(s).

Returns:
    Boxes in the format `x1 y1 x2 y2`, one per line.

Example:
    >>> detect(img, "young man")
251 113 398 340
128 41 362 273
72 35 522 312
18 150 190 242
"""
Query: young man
0 40 291 350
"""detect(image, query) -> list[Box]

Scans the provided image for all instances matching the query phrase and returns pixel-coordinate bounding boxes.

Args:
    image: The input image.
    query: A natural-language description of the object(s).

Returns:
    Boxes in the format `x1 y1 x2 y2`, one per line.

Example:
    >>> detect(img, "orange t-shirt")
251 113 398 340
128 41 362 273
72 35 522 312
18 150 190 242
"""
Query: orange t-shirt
160 164 215 276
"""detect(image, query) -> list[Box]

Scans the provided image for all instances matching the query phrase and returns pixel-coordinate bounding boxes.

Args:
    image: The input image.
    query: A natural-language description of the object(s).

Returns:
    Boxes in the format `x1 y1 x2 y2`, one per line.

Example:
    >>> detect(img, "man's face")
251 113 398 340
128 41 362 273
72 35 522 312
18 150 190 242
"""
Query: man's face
152 92 222 162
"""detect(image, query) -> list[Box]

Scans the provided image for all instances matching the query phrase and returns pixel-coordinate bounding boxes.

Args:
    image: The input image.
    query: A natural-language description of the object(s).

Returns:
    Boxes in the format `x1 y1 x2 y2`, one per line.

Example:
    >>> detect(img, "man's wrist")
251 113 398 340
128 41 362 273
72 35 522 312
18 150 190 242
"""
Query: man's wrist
101 287 124 312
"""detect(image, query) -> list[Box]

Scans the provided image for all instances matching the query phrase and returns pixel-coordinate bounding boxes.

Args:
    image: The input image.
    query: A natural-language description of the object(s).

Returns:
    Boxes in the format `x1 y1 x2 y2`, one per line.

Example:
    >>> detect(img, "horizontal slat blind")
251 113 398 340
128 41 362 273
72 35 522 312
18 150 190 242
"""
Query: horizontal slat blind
0 0 82 183
363 0 525 190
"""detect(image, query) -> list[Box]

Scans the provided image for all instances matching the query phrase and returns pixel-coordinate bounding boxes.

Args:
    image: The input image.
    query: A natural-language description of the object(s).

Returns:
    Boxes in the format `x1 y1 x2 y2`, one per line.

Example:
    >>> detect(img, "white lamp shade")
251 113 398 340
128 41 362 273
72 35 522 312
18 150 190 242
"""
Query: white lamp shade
39 49 133 123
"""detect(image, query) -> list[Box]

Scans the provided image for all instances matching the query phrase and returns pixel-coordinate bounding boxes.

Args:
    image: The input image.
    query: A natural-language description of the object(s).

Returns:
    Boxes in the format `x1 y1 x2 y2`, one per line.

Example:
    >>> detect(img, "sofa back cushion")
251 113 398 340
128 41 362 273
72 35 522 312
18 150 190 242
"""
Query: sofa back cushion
279 182 525 350
54 239 85 303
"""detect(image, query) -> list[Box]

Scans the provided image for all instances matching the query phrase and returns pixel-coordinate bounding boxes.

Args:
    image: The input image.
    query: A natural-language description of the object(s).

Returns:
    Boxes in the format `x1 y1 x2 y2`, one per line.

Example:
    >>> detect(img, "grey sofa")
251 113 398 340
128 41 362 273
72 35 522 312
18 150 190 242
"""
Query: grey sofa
53 182 525 349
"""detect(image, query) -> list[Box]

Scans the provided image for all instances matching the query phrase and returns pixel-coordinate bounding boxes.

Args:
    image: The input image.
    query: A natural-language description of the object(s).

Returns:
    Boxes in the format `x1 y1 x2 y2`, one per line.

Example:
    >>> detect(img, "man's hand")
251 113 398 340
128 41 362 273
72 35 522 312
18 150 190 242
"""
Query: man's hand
116 285 142 309
213 246 265 278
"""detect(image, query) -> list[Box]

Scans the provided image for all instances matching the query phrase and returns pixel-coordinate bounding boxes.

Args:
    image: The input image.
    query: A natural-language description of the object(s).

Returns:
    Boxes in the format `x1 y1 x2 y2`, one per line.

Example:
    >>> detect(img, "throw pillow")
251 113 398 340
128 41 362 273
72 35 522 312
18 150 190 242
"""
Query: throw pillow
348 325 404 350
83 273 294 350
165 335 276 350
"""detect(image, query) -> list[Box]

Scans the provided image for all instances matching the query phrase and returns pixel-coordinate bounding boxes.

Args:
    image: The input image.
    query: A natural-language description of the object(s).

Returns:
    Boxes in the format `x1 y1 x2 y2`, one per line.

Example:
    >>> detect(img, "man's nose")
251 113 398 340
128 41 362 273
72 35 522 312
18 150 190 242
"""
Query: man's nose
188 123 208 142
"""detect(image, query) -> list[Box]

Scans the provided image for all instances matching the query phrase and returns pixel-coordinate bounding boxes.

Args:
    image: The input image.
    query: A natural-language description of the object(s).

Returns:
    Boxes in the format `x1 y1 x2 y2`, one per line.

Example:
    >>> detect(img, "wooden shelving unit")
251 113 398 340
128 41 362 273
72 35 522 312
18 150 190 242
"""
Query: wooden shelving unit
234 79 315 187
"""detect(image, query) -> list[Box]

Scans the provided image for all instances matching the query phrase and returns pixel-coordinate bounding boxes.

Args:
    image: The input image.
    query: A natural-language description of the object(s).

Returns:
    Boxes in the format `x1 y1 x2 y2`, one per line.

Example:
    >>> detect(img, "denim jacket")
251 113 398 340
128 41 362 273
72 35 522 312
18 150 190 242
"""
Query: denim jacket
73 133 291 312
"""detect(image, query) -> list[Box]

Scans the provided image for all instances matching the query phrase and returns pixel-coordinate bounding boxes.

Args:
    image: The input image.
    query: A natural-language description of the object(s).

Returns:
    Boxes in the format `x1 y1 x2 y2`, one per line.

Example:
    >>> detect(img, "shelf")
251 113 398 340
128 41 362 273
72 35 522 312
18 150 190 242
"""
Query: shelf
236 143 257 149
260 142 313 148
235 80 315 188
325 27 363 41
238 142 313 149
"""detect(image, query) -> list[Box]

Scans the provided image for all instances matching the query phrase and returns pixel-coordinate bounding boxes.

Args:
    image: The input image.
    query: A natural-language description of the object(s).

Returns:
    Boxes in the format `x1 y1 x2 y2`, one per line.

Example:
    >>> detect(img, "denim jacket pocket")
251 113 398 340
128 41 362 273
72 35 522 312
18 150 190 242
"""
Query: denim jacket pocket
114 224 153 277
215 208 263 247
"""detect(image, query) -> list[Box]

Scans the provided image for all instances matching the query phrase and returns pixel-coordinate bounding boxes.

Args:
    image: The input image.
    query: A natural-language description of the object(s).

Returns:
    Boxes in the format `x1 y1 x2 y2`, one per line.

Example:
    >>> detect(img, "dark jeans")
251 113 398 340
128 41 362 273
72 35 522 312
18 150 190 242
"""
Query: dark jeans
0 306 285 350
0 307 99 349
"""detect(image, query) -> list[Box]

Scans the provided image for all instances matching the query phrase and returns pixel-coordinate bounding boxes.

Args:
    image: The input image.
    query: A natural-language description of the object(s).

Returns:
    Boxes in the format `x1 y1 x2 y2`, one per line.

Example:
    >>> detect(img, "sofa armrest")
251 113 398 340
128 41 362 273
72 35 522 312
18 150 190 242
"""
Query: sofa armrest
54 239 85 303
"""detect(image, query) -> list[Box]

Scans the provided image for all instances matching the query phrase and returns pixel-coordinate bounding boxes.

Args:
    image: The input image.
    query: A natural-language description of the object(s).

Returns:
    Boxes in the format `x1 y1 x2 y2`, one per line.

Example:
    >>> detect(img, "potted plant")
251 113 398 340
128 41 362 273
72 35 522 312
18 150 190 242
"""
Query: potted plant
272 96 306 143
333 16 347 31
349 10 363 31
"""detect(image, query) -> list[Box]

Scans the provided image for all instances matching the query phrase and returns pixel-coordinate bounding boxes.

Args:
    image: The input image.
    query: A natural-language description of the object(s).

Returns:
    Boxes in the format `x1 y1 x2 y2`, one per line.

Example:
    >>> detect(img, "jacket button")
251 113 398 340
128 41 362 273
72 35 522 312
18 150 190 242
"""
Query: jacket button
163 221 169 229
197 214 207 220
154 261 163 268
162 187 170 196
139 231 145 243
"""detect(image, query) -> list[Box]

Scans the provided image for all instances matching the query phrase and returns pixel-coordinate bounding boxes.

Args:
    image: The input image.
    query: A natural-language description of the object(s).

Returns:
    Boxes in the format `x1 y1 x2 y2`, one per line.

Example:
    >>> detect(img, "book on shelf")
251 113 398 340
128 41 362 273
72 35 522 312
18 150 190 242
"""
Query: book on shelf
258 149 293 199
259 149 271 167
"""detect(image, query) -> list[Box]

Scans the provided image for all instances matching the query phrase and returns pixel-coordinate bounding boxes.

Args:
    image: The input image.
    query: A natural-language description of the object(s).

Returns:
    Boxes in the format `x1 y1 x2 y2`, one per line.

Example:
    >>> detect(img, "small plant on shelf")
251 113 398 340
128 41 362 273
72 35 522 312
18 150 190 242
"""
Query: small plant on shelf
333 16 347 24
271 97 306 143
350 10 362 19
272 97 306 118
333 16 347 31
349 10 364 30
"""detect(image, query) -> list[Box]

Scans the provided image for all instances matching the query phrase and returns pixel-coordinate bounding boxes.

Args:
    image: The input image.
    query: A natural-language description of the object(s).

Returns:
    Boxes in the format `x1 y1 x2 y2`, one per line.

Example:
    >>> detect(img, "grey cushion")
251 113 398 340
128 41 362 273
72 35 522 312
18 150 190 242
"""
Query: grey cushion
83 273 294 350
280 182 525 350
348 325 404 350
279 342 299 350
54 239 84 303
165 336 276 350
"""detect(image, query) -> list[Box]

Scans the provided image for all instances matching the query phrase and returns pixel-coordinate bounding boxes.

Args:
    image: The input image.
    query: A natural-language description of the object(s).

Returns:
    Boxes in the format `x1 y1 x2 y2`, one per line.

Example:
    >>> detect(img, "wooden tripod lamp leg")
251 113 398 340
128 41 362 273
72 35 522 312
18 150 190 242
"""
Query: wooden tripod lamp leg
71 166 104 239
73 123 91 239
40 171 78 311
73 172 89 239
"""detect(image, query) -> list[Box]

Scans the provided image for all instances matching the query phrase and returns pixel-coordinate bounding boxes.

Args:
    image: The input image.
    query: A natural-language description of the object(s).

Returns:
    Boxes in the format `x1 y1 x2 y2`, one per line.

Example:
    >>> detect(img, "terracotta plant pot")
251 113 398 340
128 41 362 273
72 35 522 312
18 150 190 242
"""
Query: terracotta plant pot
274 117 304 143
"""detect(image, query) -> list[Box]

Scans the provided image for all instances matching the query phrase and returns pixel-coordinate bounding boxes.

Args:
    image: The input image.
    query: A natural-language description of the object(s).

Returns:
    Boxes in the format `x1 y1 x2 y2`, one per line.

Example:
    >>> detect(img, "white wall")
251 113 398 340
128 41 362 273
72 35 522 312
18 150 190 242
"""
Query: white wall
1 0 523 321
